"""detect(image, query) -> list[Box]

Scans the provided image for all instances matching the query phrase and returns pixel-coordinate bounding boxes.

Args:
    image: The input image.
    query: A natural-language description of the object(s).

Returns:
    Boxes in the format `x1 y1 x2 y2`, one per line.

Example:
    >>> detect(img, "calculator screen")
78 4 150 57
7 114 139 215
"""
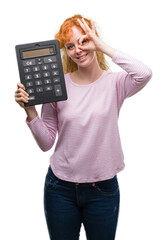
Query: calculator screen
22 47 54 59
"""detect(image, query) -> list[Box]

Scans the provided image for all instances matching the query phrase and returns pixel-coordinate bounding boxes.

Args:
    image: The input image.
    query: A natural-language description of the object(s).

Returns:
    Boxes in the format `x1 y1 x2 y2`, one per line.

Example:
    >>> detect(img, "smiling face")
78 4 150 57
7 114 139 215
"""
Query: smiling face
64 26 96 68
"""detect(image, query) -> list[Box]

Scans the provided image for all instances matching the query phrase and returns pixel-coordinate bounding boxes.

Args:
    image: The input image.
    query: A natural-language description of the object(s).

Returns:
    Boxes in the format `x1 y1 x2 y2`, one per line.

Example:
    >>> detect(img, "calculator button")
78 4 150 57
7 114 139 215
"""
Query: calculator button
24 67 31 73
45 86 53 91
36 87 43 93
43 72 50 77
25 74 32 80
23 59 36 66
51 63 58 69
29 95 35 101
27 88 34 94
54 84 62 96
42 65 49 70
37 58 43 65
53 77 60 83
26 82 33 87
52 70 59 76
34 73 41 78
44 79 51 84
35 80 42 86
33 66 40 72
44 56 57 63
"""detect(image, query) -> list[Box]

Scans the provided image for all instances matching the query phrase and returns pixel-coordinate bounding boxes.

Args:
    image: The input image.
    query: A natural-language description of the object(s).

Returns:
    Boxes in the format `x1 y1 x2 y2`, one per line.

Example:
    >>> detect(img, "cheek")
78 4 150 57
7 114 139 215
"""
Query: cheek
67 50 75 59
89 51 96 61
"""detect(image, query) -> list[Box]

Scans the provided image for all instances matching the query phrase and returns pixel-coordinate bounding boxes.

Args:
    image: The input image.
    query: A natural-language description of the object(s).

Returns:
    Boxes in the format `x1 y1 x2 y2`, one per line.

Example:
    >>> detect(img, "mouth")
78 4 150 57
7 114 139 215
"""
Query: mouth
76 53 88 60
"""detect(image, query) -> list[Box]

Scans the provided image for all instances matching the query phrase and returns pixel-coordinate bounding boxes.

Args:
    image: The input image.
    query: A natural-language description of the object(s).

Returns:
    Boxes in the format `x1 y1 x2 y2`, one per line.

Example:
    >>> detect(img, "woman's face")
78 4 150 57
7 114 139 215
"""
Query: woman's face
64 26 96 68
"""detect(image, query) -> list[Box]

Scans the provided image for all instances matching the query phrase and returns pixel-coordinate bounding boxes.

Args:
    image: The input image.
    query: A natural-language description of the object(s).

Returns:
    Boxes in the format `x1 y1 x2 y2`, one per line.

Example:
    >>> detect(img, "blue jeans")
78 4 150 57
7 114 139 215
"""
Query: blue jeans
44 166 120 240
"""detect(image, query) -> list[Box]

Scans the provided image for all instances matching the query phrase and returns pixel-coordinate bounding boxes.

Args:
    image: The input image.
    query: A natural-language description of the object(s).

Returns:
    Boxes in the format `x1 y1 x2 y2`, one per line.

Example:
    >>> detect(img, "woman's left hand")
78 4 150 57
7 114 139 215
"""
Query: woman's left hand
77 18 105 52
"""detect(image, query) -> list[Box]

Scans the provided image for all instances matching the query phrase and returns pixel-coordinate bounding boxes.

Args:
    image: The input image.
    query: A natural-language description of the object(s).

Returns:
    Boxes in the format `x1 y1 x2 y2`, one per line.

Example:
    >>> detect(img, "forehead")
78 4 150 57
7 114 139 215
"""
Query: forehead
65 26 85 44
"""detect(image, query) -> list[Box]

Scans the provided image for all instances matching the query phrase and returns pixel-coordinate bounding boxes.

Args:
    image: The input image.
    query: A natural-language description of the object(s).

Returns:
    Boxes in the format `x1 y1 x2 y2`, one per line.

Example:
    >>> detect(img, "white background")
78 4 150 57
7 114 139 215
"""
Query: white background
1 0 167 239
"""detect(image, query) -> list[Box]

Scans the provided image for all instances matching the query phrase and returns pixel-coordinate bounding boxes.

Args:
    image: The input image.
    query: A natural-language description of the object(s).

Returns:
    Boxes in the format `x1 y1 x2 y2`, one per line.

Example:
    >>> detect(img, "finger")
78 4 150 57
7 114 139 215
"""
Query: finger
15 94 29 103
91 20 96 33
77 18 87 33
78 44 88 51
15 99 25 108
15 98 28 106
81 18 91 32
15 88 29 100
17 82 25 90
15 91 29 99
78 35 88 45
15 88 29 97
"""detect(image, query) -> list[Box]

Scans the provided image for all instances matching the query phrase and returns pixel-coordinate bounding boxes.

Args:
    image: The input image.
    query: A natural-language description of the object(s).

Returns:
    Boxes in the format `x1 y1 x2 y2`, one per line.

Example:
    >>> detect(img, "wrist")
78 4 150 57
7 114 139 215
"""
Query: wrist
24 106 38 121
98 41 117 58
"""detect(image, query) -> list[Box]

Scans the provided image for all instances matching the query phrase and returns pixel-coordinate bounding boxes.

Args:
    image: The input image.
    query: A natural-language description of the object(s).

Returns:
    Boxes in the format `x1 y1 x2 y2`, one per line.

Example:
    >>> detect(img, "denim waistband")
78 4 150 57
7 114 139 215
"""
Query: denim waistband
48 166 117 187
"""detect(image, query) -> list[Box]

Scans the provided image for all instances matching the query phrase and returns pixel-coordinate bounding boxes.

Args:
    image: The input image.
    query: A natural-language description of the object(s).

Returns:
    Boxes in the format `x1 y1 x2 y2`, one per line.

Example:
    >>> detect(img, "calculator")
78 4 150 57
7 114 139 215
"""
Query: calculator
15 40 68 106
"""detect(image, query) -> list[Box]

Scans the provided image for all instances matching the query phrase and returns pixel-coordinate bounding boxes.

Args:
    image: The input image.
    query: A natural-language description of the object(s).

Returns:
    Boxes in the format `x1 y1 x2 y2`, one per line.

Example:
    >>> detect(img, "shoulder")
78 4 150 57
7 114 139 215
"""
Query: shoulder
103 70 127 87
64 72 70 83
64 73 69 78
104 69 126 78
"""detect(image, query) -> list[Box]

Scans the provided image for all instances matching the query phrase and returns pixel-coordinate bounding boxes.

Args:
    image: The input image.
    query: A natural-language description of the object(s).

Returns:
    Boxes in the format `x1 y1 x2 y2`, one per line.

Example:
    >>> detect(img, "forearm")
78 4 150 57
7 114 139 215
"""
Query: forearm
99 41 152 82
111 49 152 100
24 106 38 122
98 41 117 58
26 116 56 151
25 103 58 151
112 50 152 82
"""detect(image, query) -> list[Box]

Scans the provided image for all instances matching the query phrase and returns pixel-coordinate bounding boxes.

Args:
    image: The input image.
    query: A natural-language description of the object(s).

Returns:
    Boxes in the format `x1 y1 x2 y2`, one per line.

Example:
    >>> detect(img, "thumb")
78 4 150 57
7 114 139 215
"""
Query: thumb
78 35 90 50
78 44 89 51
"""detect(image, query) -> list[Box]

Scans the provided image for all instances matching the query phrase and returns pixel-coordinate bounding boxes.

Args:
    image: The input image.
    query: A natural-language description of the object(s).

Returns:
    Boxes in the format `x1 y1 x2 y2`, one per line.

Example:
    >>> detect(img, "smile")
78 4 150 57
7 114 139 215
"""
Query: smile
76 53 88 60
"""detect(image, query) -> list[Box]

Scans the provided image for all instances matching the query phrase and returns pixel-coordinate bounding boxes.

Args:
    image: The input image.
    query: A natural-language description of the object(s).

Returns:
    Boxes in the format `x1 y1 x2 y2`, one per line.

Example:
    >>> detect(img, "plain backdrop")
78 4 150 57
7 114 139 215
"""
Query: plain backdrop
1 0 167 239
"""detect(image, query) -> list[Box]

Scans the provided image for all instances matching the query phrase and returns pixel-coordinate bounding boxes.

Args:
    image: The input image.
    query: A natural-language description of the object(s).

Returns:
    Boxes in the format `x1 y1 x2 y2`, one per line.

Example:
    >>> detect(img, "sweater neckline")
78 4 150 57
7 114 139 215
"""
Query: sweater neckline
68 70 107 87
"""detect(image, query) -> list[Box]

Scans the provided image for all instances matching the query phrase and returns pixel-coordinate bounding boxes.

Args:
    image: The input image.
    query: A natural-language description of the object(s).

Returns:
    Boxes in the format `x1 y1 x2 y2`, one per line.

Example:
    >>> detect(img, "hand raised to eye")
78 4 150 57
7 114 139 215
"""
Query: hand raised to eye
77 18 104 52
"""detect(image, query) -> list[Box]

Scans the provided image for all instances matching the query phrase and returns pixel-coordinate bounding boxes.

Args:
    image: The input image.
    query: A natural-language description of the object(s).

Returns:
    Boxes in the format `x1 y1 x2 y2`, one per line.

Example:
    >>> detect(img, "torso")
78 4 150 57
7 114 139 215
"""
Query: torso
69 70 104 85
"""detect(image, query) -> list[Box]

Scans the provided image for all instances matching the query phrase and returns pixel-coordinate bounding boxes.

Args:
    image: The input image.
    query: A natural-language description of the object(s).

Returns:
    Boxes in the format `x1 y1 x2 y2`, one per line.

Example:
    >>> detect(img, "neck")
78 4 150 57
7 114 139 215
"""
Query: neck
76 55 104 83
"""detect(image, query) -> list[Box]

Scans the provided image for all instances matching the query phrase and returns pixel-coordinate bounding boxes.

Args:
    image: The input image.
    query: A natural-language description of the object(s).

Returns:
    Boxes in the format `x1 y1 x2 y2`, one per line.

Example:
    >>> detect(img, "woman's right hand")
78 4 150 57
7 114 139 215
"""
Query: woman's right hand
15 83 38 121
15 83 30 109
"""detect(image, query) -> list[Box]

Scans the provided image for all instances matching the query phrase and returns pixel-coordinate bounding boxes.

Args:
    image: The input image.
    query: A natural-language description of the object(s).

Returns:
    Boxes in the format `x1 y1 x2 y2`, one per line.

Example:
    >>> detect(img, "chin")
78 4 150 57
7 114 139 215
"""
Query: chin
77 52 96 68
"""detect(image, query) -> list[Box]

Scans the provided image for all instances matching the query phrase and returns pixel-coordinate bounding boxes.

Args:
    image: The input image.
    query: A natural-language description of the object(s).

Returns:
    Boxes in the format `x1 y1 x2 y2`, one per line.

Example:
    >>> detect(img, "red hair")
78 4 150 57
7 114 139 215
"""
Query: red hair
55 14 95 48
55 14 110 73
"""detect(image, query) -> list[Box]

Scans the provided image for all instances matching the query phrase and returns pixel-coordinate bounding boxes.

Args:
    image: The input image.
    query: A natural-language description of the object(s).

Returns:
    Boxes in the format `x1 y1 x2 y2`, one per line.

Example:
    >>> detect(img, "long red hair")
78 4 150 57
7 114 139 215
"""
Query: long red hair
55 14 109 73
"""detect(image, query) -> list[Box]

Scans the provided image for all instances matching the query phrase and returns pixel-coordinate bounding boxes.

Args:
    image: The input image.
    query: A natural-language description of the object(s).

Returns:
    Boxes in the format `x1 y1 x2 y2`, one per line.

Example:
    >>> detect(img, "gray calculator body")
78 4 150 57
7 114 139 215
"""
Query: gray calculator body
15 40 68 106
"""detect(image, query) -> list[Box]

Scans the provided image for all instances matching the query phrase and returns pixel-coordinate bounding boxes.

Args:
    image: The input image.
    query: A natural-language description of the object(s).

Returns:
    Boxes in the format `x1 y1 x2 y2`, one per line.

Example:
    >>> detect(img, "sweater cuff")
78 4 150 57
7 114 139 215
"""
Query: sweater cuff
25 115 40 126
112 49 120 62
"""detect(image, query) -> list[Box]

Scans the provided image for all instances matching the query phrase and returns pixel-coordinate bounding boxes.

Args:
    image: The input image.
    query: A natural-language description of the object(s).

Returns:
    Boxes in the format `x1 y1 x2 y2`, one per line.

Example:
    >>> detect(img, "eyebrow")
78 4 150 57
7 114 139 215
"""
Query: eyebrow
65 42 73 46
65 37 82 46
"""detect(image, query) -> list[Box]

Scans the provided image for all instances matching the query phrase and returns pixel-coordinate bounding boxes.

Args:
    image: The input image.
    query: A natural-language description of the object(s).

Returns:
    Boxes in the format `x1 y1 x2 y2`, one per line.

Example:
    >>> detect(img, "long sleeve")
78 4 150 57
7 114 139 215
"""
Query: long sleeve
112 50 152 110
26 102 58 151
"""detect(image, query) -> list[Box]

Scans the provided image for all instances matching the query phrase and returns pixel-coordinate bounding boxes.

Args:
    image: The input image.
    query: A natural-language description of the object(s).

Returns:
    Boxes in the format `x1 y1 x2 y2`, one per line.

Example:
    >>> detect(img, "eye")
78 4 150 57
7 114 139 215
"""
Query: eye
82 39 88 44
66 45 74 50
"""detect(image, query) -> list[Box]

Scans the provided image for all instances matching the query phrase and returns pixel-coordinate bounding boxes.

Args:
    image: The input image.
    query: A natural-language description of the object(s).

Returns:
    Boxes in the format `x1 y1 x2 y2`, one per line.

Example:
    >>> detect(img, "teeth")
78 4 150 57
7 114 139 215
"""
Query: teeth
77 53 87 59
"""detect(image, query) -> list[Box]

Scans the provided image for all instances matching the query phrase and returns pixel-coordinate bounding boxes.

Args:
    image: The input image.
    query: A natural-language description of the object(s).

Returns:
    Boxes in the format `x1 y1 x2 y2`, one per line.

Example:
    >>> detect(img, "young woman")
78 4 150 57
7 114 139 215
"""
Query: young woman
15 14 152 240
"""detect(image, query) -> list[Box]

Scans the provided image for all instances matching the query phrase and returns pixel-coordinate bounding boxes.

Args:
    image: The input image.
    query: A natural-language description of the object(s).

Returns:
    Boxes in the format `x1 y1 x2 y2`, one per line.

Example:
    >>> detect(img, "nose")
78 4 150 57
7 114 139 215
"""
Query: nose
75 44 82 54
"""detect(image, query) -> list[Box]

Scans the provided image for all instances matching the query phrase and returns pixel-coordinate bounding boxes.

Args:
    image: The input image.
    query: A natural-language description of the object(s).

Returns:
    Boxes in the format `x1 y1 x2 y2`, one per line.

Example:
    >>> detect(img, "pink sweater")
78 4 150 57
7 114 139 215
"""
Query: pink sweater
26 50 152 183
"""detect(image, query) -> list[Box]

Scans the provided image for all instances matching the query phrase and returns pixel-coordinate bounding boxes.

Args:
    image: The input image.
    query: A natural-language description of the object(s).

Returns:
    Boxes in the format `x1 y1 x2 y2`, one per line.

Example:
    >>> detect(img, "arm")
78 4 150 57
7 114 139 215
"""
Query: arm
112 49 152 103
15 83 58 152
100 41 152 98
77 17 152 87
109 49 152 113
26 103 58 152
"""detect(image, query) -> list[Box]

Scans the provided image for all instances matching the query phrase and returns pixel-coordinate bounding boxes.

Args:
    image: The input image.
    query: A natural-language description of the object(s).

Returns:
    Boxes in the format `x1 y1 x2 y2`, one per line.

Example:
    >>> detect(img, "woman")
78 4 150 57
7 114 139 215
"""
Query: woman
15 14 152 240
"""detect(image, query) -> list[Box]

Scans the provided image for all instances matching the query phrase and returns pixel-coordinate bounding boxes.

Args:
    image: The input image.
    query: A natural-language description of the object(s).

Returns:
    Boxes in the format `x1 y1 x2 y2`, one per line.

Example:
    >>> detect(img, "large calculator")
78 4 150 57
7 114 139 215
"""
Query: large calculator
15 40 68 106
